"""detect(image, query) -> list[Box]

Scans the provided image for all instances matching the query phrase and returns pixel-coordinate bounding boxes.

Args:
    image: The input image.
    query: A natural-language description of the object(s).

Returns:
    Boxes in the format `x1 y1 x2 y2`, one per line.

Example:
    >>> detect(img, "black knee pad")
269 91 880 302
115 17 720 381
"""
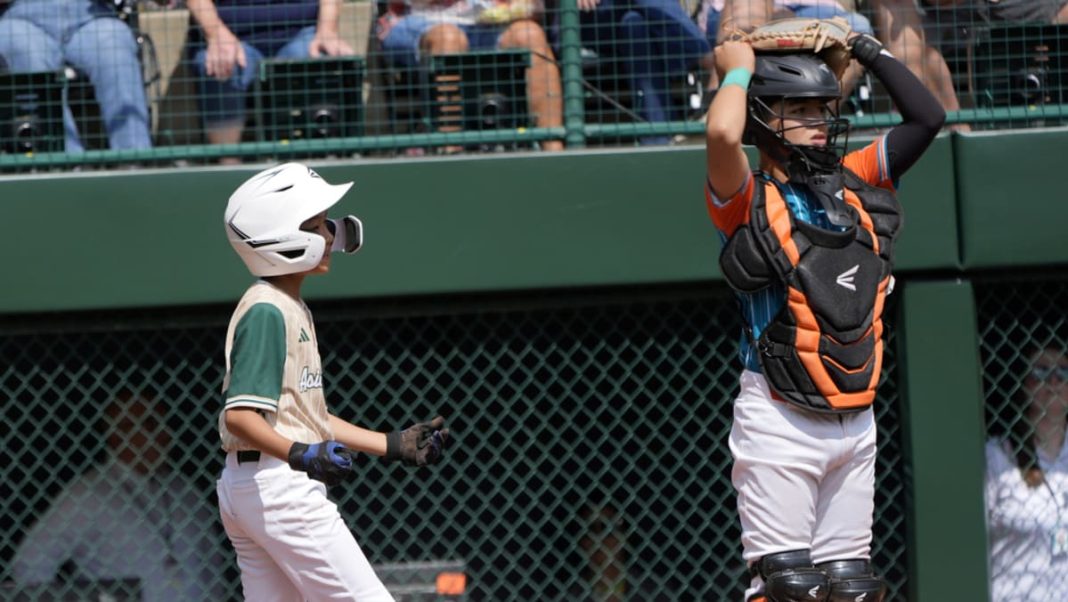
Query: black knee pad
754 550 831 602
817 559 888 602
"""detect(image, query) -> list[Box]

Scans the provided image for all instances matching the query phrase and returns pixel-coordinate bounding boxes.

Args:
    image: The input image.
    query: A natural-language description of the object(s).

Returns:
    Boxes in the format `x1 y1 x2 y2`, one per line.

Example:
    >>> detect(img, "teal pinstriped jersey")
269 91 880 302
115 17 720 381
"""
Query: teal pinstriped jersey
722 176 848 373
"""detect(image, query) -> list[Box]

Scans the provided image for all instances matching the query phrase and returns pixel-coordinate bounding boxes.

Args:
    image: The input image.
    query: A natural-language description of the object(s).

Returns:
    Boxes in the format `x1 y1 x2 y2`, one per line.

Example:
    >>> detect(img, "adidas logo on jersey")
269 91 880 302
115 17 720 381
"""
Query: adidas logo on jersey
299 366 322 392
299 328 310 343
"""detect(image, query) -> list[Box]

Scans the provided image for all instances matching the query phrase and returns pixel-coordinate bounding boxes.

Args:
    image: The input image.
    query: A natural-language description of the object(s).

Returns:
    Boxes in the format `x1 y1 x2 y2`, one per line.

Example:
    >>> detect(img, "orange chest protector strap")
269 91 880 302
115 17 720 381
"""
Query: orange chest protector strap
719 171 902 413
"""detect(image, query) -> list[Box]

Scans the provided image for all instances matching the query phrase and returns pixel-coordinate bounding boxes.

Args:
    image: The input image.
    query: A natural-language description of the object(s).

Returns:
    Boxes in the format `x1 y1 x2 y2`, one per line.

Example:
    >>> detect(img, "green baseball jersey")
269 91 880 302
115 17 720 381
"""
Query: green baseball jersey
219 281 333 452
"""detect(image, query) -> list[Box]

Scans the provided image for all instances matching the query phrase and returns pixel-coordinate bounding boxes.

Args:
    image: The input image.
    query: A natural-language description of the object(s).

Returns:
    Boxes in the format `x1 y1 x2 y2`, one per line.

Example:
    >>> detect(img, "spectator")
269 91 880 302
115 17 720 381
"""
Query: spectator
377 0 564 151
985 342 1068 601
0 0 152 153
701 0 875 98
868 0 966 130
187 0 354 163
925 0 1068 26
573 502 668 601
577 503 628 602
916 0 1068 115
11 389 224 601
574 0 710 145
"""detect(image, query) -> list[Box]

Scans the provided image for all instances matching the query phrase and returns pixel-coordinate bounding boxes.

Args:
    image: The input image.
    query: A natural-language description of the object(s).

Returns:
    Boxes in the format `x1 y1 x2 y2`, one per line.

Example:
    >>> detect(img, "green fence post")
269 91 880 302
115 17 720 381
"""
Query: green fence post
557 0 586 148
898 279 989 602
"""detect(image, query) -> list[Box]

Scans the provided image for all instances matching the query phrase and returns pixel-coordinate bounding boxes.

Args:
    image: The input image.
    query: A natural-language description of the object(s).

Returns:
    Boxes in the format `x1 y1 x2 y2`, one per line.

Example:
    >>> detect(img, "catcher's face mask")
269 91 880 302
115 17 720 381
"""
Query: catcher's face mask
752 95 850 171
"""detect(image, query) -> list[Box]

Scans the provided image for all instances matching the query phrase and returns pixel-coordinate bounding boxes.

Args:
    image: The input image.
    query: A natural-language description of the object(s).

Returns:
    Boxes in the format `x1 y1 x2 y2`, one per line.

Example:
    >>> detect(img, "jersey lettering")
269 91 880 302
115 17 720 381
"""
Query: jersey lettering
298 366 322 392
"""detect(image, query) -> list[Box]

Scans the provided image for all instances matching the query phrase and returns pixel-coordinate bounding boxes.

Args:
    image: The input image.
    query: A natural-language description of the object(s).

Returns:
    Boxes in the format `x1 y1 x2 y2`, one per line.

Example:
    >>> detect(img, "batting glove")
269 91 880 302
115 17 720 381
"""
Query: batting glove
385 416 449 466
288 441 353 486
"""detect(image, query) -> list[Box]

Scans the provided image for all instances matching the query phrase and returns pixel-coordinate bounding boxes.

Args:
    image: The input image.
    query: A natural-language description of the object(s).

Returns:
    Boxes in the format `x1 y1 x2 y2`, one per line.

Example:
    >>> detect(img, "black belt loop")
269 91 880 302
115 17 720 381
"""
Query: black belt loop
237 450 261 464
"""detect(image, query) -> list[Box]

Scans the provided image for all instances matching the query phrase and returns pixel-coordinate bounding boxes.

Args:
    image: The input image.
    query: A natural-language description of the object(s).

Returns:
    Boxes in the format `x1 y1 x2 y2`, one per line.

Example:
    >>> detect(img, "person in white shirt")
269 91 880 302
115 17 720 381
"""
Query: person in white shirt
11 390 225 602
985 342 1068 602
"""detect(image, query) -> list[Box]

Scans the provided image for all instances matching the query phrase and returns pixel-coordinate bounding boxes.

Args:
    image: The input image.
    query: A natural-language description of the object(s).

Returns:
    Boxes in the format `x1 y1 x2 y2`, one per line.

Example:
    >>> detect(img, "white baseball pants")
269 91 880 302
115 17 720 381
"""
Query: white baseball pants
729 370 878 601
217 453 394 602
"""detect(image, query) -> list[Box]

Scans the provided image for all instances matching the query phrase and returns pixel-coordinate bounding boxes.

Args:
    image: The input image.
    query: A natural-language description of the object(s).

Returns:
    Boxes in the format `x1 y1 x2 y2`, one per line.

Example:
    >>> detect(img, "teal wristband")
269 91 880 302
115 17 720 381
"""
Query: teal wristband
721 67 752 91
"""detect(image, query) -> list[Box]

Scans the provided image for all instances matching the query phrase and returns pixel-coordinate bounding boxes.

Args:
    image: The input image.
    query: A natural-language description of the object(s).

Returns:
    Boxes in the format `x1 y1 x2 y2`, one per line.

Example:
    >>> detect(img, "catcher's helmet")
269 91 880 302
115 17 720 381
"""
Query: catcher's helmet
745 53 849 171
225 162 358 277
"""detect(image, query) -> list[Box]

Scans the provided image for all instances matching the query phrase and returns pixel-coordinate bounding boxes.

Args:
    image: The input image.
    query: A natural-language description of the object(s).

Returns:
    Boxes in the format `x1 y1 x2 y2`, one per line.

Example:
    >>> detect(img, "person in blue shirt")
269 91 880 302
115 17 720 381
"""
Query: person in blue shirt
570 0 710 145
0 0 152 152
187 0 354 162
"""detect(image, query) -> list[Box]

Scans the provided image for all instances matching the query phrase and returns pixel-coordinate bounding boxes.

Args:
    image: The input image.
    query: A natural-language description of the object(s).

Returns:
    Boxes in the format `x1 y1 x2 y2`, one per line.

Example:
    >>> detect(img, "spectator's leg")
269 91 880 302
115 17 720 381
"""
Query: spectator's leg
497 20 564 151
626 0 712 134
276 26 318 60
701 7 721 91
380 15 441 67
631 0 710 75
618 10 671 145
421 23 470 55
64 16 152 151
381 16 460 152
870 0 965 130
716 0 772 41
419 23 470 151
1056 1 1068 23
0 16 83 152
193 42 265 162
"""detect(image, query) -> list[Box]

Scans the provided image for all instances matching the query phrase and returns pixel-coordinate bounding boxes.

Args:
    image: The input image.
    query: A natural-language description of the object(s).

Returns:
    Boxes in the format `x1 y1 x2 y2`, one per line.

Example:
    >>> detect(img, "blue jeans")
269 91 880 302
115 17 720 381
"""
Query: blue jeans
0 0 151 152
580 0 710 145
379 15 508 69
192 26 317 130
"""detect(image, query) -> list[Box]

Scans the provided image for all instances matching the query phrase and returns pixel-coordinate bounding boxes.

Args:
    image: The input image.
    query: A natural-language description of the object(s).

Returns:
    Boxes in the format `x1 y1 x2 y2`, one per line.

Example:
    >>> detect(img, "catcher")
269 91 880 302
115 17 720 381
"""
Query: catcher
217 162 449 601
704 18 944 602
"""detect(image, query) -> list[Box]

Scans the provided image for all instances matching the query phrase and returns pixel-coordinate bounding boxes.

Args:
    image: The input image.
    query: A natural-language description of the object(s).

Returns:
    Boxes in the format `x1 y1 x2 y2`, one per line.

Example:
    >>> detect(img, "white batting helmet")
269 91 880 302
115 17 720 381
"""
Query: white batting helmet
225 162 360 277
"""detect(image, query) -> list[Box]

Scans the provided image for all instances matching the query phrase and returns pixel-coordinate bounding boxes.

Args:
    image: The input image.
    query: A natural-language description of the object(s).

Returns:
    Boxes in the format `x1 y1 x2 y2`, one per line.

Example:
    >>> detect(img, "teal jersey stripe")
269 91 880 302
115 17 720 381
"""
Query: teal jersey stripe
225 302 286 406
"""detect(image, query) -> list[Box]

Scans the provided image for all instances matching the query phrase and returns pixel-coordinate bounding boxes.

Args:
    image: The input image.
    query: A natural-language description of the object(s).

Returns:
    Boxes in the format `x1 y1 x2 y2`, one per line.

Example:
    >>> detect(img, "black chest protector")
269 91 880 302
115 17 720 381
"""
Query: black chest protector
719 169 903 413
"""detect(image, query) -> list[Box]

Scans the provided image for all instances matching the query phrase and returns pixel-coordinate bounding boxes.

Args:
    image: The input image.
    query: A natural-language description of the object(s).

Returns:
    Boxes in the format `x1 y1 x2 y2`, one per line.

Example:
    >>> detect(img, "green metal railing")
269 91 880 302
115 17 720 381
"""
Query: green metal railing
1 0 1067 170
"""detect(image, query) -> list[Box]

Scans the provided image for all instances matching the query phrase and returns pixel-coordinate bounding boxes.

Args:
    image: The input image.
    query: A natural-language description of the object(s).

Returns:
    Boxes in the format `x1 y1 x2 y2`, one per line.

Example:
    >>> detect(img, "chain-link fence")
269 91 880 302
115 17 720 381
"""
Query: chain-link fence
0 285 910 601
976 277 1068 601
0 0 1067 169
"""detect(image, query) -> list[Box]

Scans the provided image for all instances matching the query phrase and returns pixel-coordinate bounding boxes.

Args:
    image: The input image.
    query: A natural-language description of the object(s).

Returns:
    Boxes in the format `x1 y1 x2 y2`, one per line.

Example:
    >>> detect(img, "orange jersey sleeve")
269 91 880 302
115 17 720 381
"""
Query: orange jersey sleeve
842 136 894 192
705 173 755 237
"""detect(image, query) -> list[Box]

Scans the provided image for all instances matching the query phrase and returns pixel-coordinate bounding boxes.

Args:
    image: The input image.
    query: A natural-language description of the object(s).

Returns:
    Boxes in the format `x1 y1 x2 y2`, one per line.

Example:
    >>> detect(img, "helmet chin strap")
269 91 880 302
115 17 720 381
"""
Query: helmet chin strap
747 100 855 228
785 148 854 228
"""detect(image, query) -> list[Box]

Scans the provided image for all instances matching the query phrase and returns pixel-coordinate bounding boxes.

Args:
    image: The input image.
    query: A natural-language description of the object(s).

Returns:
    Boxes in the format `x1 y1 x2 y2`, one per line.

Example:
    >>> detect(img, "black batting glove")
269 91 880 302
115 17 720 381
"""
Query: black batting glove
288 440 353 486
385 416 449 467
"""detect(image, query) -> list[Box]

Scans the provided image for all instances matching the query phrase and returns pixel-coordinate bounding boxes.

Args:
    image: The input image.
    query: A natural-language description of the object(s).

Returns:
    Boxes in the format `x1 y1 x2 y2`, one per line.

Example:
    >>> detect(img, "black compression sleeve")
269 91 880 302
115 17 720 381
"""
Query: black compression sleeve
865 50 946 180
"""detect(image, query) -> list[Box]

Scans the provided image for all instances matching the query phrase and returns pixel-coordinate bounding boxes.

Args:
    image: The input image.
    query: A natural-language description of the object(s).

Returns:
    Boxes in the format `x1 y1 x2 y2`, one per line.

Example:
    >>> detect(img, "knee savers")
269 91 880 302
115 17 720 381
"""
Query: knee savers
752 553 888 602
753 550 831 602
817 559 887 602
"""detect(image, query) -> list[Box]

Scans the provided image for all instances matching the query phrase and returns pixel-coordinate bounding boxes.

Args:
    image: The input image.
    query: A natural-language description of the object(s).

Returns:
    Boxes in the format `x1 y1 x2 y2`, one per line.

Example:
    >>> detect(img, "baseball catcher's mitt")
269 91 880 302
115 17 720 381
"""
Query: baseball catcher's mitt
731 16 853 80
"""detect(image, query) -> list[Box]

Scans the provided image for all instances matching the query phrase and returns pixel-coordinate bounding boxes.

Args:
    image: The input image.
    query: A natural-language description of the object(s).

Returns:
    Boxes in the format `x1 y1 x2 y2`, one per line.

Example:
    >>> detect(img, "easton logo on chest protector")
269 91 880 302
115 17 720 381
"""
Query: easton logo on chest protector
719 169 903 413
